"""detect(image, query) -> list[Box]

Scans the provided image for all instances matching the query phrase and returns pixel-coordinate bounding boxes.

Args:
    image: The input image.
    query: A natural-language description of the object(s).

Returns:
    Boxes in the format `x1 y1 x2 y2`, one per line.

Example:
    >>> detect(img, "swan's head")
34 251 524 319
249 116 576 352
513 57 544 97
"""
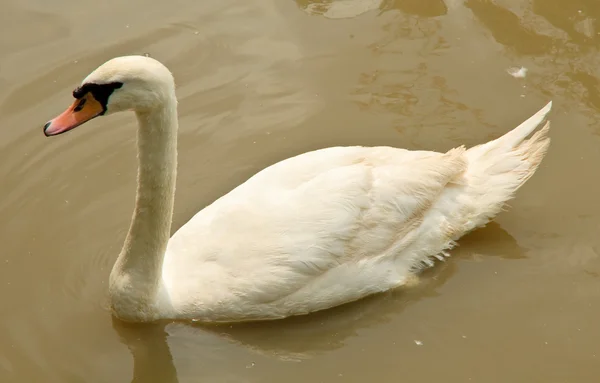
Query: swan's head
43 55 175 136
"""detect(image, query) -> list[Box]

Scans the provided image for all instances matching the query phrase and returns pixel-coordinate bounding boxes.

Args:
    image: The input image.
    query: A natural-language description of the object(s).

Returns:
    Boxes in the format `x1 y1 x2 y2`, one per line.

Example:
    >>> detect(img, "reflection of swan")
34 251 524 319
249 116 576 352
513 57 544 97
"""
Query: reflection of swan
43 55 551 324
113 319 179 383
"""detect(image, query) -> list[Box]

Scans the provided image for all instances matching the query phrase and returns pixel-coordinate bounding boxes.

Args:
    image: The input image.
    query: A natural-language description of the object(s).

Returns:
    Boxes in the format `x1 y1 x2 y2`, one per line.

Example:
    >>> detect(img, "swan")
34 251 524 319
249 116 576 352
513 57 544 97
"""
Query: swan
43 55 552 323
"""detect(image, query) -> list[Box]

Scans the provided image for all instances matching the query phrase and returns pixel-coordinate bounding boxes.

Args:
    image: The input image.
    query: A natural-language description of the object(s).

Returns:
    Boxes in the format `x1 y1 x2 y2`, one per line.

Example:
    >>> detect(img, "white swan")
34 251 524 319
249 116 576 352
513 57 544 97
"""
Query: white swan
43 56 552 323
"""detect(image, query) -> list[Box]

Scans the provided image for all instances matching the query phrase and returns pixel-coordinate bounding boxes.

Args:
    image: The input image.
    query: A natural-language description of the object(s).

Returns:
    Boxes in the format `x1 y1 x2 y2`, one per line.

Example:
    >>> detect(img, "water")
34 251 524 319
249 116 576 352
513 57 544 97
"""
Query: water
1 0 599 381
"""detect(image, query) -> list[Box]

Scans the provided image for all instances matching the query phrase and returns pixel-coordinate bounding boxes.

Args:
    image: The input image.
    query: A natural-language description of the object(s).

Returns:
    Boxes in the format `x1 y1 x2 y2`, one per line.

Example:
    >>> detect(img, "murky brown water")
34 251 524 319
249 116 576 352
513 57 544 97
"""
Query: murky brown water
1 0 599 381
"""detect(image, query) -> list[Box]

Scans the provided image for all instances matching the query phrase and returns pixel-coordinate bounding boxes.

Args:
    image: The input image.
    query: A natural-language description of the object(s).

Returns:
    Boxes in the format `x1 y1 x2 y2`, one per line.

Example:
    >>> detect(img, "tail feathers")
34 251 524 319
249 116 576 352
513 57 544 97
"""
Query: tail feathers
511 120 551 188
466 101 552 168
488 100 552 150
461 102 552 230
401 103 552 272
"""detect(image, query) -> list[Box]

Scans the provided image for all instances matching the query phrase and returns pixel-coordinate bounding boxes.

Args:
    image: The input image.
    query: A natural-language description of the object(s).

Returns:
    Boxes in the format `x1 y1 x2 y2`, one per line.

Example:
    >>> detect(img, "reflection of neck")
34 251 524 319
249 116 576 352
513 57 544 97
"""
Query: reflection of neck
113 319 179 383
109 93 178 321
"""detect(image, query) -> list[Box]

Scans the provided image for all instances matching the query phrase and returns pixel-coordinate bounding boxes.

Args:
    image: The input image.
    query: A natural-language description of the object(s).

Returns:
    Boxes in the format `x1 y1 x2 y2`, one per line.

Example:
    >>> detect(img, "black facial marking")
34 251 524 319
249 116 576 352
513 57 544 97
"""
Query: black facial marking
72 82 123 114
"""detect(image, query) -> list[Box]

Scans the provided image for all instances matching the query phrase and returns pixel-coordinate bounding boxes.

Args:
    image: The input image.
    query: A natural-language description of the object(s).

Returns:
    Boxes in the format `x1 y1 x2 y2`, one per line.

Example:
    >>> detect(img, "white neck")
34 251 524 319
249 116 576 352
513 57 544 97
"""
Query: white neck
109 94 178 321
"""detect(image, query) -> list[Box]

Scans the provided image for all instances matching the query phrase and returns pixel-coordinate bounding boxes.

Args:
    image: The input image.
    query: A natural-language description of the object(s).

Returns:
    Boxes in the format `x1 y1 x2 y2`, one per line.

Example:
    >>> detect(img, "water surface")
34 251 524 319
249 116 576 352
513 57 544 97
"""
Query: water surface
1 0 599 381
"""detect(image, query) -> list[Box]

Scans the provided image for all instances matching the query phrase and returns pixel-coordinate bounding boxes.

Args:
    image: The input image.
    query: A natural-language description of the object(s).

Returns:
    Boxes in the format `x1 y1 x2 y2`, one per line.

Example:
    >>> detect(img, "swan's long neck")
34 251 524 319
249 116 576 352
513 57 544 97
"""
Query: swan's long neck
109 94 178 321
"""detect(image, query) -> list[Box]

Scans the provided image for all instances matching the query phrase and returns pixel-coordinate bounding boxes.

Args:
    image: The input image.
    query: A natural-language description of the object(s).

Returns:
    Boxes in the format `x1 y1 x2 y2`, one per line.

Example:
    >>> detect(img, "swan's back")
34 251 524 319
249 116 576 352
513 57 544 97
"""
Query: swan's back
161 146 468 321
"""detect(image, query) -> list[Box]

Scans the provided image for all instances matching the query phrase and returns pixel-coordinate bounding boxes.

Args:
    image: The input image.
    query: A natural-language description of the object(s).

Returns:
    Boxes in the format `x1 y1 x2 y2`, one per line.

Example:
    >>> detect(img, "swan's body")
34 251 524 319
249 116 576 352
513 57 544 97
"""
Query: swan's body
44 56 552 323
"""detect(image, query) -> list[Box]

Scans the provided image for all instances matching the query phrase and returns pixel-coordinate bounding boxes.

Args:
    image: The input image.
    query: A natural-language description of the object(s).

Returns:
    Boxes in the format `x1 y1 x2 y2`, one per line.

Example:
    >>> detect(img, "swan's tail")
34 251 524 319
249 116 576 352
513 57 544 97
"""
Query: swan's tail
462 101 552 230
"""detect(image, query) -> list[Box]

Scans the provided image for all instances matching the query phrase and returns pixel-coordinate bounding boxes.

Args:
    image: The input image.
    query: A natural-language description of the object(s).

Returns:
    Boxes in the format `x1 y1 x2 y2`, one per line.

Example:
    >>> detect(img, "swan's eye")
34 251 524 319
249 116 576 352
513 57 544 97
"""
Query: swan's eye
73 97 87 112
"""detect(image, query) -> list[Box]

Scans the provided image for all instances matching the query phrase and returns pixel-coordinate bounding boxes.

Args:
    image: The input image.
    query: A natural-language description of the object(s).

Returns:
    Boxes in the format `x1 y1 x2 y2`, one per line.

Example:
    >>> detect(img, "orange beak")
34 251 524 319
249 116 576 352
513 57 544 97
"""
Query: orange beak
43 92 104 136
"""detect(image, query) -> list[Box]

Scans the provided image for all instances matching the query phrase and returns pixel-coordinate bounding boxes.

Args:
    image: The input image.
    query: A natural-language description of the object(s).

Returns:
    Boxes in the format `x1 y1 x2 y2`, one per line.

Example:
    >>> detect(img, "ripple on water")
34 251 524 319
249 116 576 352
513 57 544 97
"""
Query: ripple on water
296 0 383 19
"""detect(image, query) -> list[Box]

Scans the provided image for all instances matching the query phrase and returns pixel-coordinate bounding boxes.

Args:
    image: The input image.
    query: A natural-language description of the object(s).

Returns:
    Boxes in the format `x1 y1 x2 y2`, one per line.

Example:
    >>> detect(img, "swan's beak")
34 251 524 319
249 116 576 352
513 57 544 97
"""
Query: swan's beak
43 92 104 136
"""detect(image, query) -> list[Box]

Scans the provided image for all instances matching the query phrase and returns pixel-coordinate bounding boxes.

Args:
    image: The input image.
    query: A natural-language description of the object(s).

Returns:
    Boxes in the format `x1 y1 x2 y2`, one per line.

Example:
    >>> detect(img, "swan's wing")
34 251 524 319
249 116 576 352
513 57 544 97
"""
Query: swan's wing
165 146 466 308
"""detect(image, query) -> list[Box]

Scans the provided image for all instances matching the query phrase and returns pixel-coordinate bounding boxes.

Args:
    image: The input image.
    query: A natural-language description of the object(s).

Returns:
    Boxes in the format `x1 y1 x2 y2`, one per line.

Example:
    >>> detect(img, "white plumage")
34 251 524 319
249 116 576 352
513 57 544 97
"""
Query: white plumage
44 56 552 323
